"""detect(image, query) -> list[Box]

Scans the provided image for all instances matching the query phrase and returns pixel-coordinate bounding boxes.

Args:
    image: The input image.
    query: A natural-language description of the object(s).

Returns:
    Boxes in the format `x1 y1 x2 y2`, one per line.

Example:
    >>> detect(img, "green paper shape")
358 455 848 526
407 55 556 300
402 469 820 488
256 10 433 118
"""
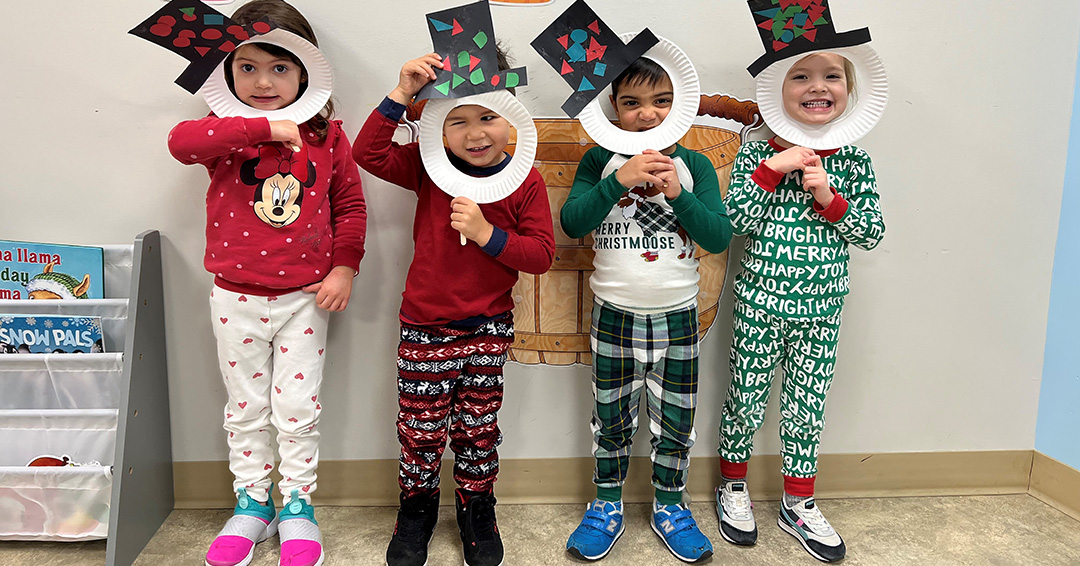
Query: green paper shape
505 72 520 88
773 19 786 40
793 27 806 39
815 17 829 25
473 30 488 49
458 51 470 69
434 81 451 96
180 7 196 16
470 67 485 85
453 73 466 88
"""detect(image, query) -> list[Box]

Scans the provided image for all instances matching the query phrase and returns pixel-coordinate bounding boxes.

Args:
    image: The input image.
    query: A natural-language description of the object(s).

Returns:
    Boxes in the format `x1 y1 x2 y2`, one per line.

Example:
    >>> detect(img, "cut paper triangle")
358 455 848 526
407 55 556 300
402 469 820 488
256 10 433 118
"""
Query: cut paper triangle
814 16 828 25
803 28 817 42
560 60 574 75
453 73 466 88
557 34 569 49
469 54 481 71
773 40 788 52
435 81 451 96
785 20 795 29
442 55 452 71
586 37 606 62
430 17 453 32
195 45 211 56
756 8 780 19
578 76 595 92
759 20 775 30
588 19 601 34
452 19 463 35
793 27 806 39
179 7 196 16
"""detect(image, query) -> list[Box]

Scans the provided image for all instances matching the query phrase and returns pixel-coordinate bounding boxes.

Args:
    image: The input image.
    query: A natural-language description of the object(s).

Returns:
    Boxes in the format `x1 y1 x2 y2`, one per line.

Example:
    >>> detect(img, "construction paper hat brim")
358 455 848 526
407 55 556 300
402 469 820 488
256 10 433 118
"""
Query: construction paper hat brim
201 28 333 123
748 27 869 78
756 43 886 150
578 34 699 155
419 90 538 204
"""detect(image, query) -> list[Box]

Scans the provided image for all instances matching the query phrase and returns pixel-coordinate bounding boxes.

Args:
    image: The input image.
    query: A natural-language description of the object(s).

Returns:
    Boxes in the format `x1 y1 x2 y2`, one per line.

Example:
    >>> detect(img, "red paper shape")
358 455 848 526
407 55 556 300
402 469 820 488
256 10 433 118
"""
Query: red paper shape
803 28 818 42
452 19 463 35
560 60 574 75
469 54 481 71
773 40 789 52
588 20 601 34
759 19 774 30
442 55 452 71
195 46 211 57
202 28 222 40
586 37 606 62
557 34 569 49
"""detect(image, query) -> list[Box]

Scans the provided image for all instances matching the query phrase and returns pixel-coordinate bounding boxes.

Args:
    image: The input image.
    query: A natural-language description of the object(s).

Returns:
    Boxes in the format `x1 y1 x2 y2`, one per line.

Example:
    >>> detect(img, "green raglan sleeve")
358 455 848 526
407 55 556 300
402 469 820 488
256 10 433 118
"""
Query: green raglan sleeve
724 142 779 236
815 148 885 251
560 146 624 239
668 150 732 254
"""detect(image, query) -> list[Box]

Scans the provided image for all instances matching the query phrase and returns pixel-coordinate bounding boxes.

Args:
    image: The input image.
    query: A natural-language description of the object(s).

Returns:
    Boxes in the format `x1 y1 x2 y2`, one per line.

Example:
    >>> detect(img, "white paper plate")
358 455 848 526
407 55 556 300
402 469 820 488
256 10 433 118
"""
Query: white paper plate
200 28 333 124
756 44 887 150
419 90 538 204
577 34 699 155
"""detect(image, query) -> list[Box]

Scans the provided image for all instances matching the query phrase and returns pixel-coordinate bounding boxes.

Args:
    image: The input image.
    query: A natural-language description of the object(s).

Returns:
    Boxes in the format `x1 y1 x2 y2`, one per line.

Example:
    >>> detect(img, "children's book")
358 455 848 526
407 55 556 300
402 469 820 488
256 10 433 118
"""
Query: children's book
0 315 105 353
0 240 105 300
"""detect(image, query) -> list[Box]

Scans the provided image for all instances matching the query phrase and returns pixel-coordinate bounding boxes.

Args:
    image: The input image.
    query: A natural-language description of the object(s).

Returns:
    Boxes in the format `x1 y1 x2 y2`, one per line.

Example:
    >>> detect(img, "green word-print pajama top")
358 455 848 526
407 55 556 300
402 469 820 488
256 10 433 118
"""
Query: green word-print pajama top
719 138 884 484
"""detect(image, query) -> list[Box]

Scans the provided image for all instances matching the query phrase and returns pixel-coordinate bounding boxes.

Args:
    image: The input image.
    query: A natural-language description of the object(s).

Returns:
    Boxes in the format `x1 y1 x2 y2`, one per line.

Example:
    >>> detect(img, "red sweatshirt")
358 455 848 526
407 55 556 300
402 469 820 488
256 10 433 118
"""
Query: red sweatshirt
352 98 554 326
169 115 366 295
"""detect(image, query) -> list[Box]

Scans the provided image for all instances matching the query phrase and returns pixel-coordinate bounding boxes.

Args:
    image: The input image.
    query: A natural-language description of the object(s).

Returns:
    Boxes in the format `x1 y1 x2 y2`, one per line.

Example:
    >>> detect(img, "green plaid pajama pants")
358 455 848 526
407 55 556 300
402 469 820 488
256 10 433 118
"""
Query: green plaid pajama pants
590 299 699 497
719 298 843 478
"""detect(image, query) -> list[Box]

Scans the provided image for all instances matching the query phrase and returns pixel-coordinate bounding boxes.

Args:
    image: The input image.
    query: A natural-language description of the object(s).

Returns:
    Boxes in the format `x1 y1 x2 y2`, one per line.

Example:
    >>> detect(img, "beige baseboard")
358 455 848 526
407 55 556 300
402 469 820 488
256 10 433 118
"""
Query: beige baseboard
1029 451 1080 521
175 450 1033 509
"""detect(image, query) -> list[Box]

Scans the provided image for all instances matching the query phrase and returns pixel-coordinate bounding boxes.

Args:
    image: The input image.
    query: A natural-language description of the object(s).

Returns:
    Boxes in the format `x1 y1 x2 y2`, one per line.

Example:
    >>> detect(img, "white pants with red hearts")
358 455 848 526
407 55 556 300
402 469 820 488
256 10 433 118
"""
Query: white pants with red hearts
210 285 329 505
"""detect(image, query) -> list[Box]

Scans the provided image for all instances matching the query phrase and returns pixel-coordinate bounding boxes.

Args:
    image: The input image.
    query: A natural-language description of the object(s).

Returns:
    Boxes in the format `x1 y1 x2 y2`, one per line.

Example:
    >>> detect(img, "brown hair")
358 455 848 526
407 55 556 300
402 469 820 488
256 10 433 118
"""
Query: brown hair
227 0 334 143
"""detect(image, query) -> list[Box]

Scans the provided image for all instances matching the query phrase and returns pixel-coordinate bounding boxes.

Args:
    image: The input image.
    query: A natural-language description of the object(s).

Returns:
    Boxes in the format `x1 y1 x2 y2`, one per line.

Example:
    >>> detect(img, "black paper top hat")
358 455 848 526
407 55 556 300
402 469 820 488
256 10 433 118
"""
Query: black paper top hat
531 0 658 118
746 0 870 77
415 0 528 102
130 0 277 94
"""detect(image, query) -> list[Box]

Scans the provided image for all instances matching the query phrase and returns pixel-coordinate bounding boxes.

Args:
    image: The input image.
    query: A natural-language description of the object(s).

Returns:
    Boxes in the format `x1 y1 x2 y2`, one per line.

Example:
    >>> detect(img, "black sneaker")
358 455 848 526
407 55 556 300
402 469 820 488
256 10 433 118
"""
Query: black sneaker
386 489 440 566
455 489 503 566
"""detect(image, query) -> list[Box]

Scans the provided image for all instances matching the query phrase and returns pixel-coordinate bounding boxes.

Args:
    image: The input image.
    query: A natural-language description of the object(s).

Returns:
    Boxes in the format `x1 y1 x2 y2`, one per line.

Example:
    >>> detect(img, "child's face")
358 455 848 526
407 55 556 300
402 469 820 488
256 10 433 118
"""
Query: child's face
610 75 674 133
782 52 849 126
442 104 511 168
231 44 303 111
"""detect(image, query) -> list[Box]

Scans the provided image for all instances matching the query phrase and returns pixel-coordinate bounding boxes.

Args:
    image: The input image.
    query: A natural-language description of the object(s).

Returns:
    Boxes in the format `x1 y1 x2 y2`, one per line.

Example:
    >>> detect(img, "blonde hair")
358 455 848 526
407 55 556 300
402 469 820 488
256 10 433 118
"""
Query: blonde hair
843 57 857 101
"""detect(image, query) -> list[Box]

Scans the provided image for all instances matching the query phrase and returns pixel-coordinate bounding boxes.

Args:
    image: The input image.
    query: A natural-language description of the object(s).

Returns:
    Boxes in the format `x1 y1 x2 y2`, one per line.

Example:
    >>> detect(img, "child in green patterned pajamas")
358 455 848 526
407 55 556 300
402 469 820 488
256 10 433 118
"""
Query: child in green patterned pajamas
715 50 885 563
561 57 732 564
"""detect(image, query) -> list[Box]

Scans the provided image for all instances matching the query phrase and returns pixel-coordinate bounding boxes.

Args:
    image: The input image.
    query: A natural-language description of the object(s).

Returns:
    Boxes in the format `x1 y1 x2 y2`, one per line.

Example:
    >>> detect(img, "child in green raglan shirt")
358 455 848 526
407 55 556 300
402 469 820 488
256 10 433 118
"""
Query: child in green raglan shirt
714 2 888 563
561 56 732 564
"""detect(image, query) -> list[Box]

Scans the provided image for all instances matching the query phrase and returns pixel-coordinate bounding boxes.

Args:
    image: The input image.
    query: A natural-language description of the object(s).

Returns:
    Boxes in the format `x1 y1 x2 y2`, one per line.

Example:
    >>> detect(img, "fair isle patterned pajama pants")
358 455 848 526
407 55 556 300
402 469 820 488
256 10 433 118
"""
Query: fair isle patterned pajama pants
719 299 842 486
396 315 514 496
210 285 329 505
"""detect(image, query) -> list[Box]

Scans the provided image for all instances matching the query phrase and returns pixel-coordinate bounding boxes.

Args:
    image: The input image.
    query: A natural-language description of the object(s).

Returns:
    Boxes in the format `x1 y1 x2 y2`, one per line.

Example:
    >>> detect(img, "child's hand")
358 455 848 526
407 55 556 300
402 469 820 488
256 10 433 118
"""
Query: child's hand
450 196 494 246
269 120 302 152
764 146 816 174
647 149 682 199
615 151 674 189
802 155 834 208
390 53 444 105
302 265 356 312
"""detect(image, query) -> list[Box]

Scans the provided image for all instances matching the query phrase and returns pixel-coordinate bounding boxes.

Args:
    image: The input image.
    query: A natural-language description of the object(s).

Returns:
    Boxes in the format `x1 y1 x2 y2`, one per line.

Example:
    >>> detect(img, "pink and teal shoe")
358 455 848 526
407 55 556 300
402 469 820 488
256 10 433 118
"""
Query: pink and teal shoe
205 487 278 566
278 490 324 566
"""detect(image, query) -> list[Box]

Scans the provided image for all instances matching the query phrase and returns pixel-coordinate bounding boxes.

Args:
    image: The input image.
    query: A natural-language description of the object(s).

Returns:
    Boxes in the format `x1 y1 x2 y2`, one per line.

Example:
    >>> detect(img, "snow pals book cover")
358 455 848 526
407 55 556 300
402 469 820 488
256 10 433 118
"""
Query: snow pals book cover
0 241 105 300
0 315 105 354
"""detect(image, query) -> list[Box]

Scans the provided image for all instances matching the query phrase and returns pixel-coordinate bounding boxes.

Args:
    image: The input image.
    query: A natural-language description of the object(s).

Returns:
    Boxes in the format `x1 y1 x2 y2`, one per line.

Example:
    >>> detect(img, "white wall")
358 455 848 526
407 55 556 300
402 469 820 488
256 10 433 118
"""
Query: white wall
3 1 1077 463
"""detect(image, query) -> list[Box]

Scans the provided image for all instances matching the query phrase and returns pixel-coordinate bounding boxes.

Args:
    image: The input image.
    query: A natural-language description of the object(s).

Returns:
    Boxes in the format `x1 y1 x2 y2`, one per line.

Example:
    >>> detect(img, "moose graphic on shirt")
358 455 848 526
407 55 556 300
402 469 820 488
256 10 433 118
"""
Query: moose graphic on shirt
240 145 317 228
617 184 692 262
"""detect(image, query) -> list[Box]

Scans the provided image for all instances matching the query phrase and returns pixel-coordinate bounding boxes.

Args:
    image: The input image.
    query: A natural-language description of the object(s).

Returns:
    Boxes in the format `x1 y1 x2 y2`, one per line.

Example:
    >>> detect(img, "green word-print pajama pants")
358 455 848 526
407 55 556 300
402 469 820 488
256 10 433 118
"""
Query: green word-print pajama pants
591 300 699 503
719 298 842 479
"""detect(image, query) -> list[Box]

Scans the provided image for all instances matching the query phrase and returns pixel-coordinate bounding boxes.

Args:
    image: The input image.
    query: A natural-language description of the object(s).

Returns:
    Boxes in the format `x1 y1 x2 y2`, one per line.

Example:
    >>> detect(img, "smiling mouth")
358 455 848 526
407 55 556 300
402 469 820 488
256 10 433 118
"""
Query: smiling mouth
467 145 491 156
802 100 833 110
251 95 280 104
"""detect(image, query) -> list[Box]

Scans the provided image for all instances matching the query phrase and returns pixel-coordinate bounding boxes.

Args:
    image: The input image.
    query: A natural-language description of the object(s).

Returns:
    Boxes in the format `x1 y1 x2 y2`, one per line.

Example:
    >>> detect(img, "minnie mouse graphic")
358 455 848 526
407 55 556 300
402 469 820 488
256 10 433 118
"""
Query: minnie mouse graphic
239 144 316 228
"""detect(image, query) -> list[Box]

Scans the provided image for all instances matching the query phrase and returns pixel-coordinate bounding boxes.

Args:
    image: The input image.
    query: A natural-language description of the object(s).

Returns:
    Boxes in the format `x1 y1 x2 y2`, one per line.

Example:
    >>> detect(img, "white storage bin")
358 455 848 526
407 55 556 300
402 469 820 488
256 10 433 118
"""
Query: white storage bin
0 410 117 466
0 354 123 410
0 466 112 541
0 299 128 352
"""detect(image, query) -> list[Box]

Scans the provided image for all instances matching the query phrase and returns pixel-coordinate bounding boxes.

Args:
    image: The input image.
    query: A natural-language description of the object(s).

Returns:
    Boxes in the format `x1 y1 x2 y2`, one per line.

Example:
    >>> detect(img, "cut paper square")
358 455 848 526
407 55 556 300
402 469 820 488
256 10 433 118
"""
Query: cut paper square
130 0 276 93
531 0 658 117
416 0 528 101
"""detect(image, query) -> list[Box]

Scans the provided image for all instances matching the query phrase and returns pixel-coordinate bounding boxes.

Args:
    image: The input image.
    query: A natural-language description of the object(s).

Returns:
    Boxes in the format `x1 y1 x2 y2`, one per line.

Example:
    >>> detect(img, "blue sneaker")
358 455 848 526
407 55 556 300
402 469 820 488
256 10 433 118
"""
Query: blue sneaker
651 501 713 564
566 499 624 561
